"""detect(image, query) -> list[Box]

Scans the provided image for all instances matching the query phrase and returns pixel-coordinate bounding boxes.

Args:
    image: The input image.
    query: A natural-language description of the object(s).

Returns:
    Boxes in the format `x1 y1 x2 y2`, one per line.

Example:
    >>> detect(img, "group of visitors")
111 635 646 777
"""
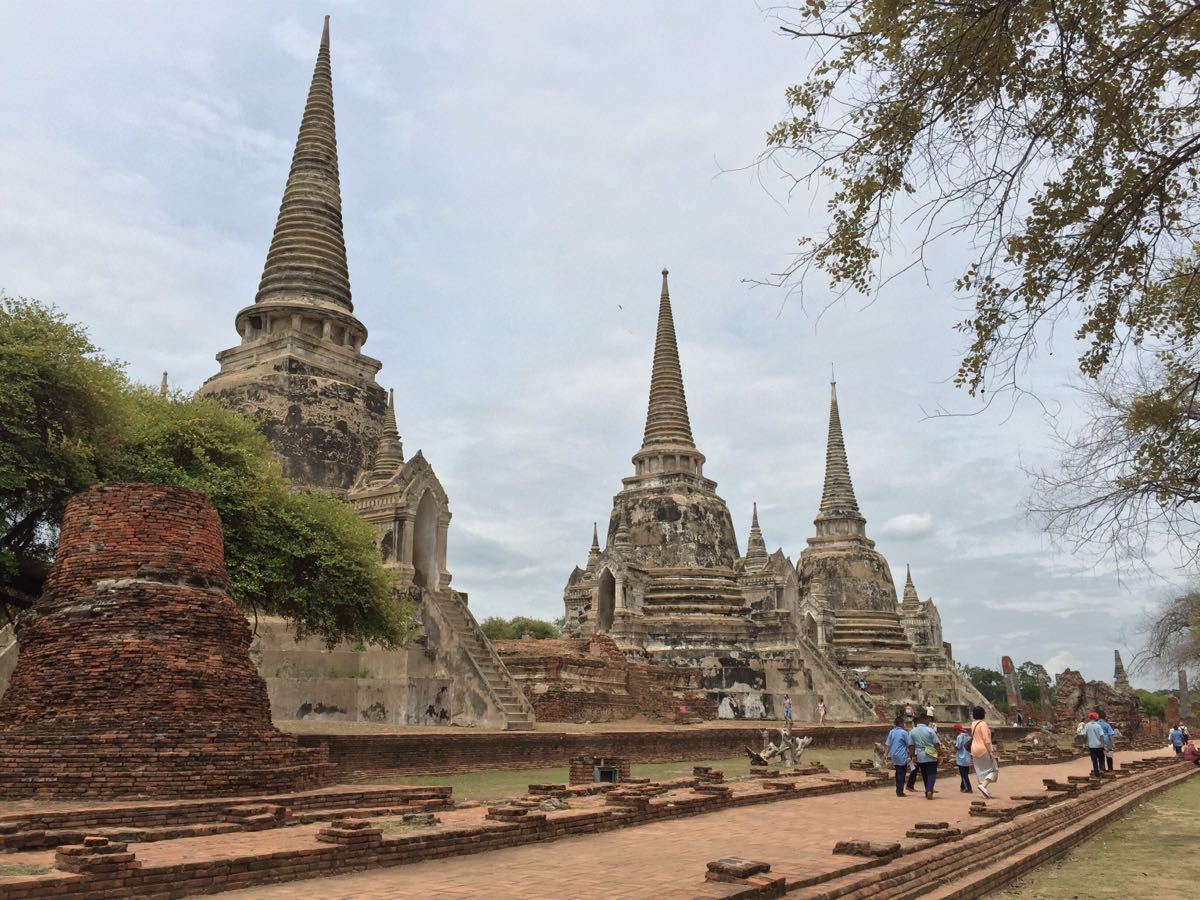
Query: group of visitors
1168 722 1195 764
885 706 997 800
1081 709 1117 775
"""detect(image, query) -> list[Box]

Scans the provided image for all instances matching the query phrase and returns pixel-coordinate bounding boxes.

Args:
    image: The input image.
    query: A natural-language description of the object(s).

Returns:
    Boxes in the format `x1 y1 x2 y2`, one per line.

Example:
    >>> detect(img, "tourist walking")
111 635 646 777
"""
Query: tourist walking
953 723 973 793
886 715 914 797
783 695 793 727
1084 712 1106 775
817 698 827 723
910 713 942 799
970 706 998 799
1097 710 1115 771
1169 723 1184 755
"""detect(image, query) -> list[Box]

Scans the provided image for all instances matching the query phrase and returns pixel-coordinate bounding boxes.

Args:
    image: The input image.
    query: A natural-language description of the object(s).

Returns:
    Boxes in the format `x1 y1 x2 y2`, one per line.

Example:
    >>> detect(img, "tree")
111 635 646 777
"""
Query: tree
1027 352 1200 564
0 297 413 648
1135 688 1171 719
762 3 1200 549
0 296 130 612
958 663 1007 710
1132 587 1200 678
479 616 561 641
112 389 415 649
1016 661 1053 707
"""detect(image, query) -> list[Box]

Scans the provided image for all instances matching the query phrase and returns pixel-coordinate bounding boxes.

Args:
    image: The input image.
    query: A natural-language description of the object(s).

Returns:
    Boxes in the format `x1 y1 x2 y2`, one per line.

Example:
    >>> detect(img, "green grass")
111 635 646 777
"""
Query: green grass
992 775 1200 898
369 746 876 802
0 864 51 877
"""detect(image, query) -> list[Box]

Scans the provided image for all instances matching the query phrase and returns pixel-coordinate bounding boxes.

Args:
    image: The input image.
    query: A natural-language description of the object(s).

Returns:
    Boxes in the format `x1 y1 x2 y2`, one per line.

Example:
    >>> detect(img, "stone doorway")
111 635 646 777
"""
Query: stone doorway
596 569 616 633
412 490 439 590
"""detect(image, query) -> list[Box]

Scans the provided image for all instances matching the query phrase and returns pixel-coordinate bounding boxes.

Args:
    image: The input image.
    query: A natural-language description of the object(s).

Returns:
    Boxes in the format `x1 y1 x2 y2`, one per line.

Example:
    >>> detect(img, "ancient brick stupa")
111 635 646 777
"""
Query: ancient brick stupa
0 483 333 798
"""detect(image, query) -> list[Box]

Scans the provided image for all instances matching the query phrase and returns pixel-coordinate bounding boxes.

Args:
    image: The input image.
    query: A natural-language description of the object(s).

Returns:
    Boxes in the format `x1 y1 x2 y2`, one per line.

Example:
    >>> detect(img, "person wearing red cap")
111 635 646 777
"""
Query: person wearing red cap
1084 711 1106 775
953 723 973 793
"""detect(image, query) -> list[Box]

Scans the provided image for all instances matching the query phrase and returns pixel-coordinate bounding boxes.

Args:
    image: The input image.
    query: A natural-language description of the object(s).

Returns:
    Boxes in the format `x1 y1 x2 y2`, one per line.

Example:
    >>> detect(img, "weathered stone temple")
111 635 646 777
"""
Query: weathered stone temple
200 18 533 730
560 271 997 722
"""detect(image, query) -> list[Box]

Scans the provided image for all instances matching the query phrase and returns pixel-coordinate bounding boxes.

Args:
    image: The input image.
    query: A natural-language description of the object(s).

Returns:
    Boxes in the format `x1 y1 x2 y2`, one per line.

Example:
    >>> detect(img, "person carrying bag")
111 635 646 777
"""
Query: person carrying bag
969 706 999 799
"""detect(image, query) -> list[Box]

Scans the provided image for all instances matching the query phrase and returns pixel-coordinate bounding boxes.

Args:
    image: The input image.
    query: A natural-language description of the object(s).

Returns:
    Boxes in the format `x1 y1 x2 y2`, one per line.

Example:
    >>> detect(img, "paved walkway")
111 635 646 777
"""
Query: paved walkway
217 749 1172 900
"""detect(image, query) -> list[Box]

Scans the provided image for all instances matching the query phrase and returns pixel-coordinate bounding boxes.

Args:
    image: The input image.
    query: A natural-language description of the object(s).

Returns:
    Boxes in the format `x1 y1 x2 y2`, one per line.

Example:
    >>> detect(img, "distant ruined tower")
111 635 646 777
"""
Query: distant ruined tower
1181 670 1192 718
1113 649 1132 693
199 17 387 493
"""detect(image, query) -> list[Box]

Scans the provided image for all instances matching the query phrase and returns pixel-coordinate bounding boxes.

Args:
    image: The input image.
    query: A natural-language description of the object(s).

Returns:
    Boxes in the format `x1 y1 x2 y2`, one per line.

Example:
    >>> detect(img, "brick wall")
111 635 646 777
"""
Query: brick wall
298 724 1033 779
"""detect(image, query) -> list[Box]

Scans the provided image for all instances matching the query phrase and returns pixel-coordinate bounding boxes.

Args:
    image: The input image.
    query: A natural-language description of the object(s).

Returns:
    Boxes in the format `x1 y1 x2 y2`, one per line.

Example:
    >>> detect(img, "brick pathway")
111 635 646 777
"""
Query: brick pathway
216 749 1168 899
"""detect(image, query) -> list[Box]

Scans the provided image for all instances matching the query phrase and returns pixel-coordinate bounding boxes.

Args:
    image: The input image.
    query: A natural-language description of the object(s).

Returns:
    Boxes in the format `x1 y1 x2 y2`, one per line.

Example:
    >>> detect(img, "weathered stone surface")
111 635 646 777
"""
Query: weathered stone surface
201 363 386 495
1052 668 1149 738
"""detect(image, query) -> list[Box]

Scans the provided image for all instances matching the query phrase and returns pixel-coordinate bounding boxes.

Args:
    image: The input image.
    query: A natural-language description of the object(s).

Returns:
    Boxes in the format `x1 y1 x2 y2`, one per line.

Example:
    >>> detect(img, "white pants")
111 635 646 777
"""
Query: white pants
973 755 998 784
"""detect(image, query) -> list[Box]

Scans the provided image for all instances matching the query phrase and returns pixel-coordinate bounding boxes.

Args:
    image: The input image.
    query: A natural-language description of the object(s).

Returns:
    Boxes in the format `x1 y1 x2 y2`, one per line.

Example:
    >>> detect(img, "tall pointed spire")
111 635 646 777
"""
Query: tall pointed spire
631 269 707 481
813 380 867 538
1113 649 1131 692
256 15 352 311
901 565 920 606
370 388 404 481
745 502 768 568
641 269 696 449
587 522 601 567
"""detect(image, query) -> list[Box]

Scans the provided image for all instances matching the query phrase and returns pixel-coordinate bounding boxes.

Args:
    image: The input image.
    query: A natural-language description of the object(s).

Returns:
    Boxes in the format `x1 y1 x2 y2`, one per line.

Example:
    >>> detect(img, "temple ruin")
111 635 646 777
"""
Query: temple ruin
198 18 532 730
560 271 996 721
0 484 333 798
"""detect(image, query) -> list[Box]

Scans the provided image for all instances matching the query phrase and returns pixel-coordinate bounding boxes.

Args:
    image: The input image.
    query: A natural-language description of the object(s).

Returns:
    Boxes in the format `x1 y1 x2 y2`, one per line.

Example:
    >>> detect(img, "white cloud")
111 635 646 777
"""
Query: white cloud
878 513 935 539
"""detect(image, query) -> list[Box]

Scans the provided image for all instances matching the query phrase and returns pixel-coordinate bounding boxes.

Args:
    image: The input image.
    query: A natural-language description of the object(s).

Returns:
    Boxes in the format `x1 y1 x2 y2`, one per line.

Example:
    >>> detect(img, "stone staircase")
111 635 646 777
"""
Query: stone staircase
431 593 536 731
830 609 919 667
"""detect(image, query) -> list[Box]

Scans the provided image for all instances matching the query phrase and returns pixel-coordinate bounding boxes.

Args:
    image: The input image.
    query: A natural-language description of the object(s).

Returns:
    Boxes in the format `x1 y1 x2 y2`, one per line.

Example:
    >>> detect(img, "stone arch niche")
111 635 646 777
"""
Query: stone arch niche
803 613 819 645
596 568 616 633
412 489 440 590
380 529 395 563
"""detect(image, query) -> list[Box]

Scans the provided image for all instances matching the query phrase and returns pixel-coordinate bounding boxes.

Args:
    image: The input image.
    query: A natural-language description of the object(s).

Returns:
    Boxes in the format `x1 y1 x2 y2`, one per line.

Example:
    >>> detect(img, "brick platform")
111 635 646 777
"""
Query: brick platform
0 749 1191 898
0 484 333 799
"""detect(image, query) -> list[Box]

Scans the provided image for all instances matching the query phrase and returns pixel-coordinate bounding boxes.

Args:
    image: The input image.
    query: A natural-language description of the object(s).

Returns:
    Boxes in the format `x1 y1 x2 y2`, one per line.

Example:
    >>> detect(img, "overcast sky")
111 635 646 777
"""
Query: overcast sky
1 2 1186 687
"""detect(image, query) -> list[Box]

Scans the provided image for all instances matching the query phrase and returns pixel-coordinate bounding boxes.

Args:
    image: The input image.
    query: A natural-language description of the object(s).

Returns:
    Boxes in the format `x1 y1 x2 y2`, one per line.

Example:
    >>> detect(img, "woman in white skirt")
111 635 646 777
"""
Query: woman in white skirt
969 705 999 799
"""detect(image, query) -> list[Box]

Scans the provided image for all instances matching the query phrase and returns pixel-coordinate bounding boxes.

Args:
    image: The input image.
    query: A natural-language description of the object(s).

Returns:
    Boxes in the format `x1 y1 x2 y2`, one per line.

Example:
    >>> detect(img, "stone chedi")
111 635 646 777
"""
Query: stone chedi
200 19 534 730
199 17 386 494
0 484 332 798
561 272 996 721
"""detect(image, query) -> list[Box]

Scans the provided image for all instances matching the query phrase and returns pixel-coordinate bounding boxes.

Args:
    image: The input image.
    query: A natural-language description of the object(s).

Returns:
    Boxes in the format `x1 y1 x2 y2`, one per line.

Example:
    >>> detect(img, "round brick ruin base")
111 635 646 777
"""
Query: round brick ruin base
0 483 334 799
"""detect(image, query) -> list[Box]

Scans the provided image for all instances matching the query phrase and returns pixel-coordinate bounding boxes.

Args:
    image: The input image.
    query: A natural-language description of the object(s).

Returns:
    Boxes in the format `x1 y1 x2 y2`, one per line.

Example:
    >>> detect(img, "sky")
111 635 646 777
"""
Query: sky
0 2 1187 688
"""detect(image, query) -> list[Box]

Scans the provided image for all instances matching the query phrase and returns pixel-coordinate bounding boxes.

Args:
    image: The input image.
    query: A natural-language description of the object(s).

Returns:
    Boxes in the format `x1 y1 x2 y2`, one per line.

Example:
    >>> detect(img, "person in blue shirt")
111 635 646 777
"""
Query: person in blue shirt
1097 709 1115 771
885 715 914 797
1169 725 1184 754
953 723 973 793
1083 712 1106 775
910 714 943 799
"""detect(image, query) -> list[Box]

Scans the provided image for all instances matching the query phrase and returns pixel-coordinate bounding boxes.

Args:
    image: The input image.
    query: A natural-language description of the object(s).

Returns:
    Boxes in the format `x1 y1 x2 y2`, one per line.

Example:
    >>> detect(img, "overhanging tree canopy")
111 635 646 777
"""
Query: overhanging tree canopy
0 296 413 649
